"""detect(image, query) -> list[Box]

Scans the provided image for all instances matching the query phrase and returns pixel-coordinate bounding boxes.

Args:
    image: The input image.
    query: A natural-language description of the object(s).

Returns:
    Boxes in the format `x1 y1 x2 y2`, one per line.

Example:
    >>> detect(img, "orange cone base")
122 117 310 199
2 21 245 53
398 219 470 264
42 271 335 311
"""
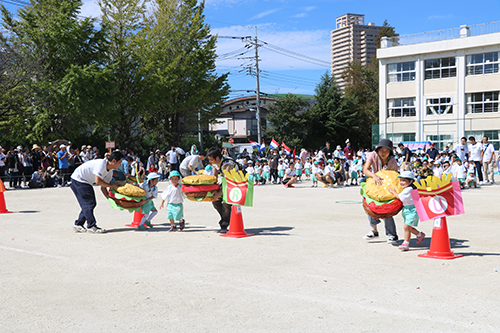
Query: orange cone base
126 210 144 228
220 205 254 239
418 217 463 260
0 192 12 214
418 252 463 260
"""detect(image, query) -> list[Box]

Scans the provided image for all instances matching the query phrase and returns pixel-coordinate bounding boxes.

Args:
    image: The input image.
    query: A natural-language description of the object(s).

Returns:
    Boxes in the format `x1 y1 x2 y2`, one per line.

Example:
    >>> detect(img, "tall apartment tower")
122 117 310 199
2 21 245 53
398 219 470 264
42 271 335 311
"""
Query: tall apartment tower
331 14 381 90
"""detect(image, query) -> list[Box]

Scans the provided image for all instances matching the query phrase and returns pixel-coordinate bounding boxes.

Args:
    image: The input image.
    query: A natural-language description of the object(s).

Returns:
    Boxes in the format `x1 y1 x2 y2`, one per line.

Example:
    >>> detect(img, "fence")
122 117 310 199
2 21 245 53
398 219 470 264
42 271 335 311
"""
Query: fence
372 117 500 151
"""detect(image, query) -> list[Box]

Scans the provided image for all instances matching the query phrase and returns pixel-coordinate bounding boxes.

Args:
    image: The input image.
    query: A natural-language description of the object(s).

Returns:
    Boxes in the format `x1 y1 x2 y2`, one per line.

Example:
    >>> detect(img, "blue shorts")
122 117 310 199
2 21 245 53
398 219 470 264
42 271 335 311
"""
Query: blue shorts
305 168 311 175
402 205 419 227
278 170 285 178
167 203 184 221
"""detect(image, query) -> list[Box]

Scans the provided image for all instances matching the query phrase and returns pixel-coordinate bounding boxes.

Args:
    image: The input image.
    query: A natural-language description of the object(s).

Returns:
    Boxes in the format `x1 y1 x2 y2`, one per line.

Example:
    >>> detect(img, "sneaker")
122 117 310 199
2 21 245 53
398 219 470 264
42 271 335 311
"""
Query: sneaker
387 235 398 244
179 219 185 231
287 184 295 188
491 180 494 184
364 231 379 240
73 225 86 233
168 225 177 232
87 226 106 233
398 243 410 251
137 225 148 231
144 221 153 228
416 232 426 246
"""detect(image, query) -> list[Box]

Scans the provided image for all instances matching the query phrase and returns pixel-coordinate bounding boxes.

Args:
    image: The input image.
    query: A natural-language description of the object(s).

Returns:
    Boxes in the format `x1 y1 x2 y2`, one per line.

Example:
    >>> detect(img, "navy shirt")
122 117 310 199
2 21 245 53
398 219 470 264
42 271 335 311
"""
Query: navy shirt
426 147 439 160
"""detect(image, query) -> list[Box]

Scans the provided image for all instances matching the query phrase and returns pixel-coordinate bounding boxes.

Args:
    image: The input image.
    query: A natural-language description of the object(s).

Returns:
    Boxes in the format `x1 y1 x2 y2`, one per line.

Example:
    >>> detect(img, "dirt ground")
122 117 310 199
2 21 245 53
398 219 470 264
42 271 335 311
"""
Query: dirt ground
1 180 499 332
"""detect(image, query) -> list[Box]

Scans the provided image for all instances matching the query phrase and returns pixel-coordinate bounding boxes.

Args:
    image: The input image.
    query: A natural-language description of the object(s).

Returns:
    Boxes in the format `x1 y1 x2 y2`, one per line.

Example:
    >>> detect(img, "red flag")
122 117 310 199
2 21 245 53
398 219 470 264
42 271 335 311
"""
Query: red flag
281 142 291 154
292 148 296 160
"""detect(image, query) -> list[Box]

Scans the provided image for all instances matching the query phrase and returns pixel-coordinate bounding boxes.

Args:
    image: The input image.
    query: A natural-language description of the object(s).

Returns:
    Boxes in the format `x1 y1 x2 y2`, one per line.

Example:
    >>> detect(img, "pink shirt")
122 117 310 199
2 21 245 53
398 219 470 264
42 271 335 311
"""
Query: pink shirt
366 151 398 173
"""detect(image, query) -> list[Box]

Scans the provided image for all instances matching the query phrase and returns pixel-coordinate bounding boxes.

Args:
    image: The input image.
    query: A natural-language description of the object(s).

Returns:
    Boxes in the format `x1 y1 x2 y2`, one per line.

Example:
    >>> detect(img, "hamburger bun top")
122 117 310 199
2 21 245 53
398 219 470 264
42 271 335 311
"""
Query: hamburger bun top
365 170 403 202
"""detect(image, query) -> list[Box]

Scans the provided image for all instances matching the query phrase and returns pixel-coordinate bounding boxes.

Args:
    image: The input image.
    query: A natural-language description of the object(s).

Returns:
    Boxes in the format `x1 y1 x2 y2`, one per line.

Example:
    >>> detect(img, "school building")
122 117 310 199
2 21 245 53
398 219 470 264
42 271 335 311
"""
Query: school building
376 21 500 150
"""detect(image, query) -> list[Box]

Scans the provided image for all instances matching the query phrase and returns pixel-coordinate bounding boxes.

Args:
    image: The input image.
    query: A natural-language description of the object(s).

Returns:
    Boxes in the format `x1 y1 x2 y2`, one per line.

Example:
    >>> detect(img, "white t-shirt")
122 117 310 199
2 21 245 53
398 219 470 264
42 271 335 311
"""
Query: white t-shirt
304 162 311 169
285 168 296 178
482 143 495 162
454 143 468 162
452 164 466 179
180 155 203 172
140 181 158 199
161 184 183 204
399 187 414 206
263 165 270 172
71 159 112 185
294 162 302 169
277 164 285 171
246 166 255 175
165 150 178 164
0 152 5 167
432 166 443 179
469 143 482 162
322 165 334 178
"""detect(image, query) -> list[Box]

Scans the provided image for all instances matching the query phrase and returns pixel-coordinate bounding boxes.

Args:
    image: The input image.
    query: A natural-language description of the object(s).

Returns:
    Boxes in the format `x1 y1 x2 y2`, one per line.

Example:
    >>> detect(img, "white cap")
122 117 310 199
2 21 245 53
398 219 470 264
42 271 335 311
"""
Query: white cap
17 146 22 150
59 144 66 148
345 139 350 143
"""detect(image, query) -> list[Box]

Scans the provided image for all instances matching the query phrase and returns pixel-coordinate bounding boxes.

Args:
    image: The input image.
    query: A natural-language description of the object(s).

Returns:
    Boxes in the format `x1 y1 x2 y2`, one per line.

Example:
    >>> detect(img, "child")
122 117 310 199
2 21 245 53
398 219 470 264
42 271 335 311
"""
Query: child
388 171 425 251
294 158 302 182
441 160 453 179
311 160 319 187
304 157 312 181
246 160 255 182
160 170 185 231
277 159 285 183
262 160 270 184
350 159 359 186
452 158 466 189
204 164 214 176
138 172 160 230
466 163 478 188
254 160 262 185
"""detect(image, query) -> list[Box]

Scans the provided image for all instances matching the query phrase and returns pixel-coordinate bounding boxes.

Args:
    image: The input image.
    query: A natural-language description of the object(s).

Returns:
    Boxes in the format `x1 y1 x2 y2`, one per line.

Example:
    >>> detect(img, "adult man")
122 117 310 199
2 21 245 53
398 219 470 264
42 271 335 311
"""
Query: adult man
80 146 90 163
481 136 495 184
268 149 279 184
116 156 133 181
180 151 206 177
315 160 334 187
57 144 70 186
425 143 439 161
468 136 483 184
207 147 241 232
166 146 179 171
70 150 124 233
333 145 345 159
6 147 20 188
322 141 333 161
146 151 155 171
343 139 355 165
454 137 469 162
398 143 412 171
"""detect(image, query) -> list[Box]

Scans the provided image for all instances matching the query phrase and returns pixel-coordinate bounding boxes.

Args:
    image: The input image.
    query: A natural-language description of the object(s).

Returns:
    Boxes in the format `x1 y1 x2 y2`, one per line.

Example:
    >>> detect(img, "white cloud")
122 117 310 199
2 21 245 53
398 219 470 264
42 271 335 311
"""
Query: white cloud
249 8 280 21
291 5 316 19
80 0 102 19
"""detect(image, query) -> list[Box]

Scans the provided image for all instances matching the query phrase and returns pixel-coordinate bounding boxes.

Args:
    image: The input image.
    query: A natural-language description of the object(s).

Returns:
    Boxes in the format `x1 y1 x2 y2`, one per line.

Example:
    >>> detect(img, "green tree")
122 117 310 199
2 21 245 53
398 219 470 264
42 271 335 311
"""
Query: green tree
266 93 309 148
139 0 229 146
98 0 148 151
376 20 397 48
305 73 359 149
341 62 378 148
0 0 107 142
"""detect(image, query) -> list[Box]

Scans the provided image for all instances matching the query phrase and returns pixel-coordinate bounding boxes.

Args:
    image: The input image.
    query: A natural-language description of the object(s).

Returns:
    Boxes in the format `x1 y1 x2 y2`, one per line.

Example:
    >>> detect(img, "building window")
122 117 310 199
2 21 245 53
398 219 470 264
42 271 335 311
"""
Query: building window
387 62 416 83
387 98 416 118
465 130 500 150
466 91 499 113
388 133 416 143
427 135 453 151
466 52 499 75
426 97 453 115
425 57 456 79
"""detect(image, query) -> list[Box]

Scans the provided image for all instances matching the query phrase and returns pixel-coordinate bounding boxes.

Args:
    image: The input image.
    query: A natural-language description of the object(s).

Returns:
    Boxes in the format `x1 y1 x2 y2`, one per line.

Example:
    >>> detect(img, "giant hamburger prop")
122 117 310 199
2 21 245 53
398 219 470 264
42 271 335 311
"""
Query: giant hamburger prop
182 175 220 202
108 183 148 212
360 170 404 219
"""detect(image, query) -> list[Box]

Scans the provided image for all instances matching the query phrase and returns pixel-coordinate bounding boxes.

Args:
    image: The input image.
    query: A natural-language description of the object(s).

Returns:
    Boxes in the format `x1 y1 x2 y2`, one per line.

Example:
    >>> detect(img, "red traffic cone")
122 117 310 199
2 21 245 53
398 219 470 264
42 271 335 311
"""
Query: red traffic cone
220 205 253 238
125 209 144 227
0 179 12 214
418 217 463 260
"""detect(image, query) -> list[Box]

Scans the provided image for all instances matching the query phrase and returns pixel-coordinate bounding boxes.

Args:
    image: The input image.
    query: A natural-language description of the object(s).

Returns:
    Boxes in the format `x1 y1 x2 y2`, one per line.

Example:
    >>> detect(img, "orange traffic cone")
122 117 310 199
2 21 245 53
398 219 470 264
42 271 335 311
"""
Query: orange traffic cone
220 205 253 238
0 179 12 214
125 209 144 228
418 217 462 260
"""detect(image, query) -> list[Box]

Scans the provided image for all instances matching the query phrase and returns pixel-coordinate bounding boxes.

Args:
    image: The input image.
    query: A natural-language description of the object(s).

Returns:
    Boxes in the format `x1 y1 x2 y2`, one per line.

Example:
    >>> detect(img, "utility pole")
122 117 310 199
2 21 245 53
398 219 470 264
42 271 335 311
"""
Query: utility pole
254 26 262 144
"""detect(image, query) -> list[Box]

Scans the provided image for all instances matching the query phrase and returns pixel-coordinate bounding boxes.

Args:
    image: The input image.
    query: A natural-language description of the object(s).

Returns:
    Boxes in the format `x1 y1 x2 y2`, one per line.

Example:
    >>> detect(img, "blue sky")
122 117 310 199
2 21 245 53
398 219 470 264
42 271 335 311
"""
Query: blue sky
4 0 500 99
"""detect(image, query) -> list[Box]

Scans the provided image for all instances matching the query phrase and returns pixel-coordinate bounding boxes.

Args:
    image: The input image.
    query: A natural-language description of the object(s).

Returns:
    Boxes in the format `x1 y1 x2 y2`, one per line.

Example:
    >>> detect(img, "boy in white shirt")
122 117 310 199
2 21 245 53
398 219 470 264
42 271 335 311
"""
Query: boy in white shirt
304 157 312 181
160 171 185 231
432 160 443 179
452 158 466 189
137 173 160 230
